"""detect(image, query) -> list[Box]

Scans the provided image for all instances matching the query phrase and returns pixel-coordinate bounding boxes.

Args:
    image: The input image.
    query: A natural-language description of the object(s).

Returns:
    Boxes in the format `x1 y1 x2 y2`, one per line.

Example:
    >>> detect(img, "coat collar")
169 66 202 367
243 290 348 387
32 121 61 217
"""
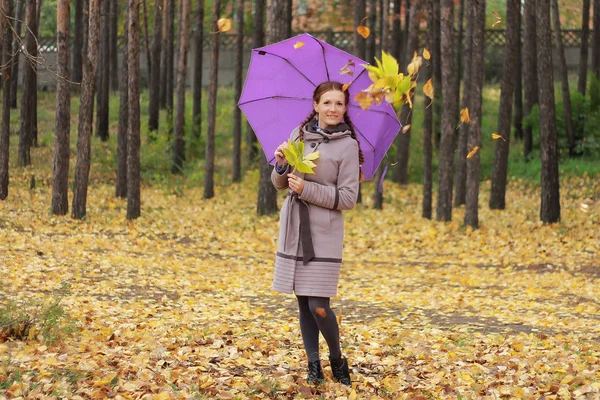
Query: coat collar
302 120 352 142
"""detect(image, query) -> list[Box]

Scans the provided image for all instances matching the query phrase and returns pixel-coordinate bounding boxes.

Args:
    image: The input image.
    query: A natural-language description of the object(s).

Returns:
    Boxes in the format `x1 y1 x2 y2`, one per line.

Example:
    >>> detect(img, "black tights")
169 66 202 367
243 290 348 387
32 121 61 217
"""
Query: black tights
296 295 341 362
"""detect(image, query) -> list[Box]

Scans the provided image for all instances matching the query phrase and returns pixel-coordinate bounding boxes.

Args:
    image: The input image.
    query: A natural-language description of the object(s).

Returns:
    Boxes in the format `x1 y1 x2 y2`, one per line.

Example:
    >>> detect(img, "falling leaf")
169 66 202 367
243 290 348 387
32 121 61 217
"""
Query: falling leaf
354 91 373 110
342 83 350 92
457 107 471 128
315 308 327 318
492 133 506 141
466 146 479 159
423 48 431 60
402 125 411 134
337 307 343 325
339 60 356 76
357 25 370 39
423 78 434 101
293 41 305 49
492 10 502 27
217 18 231 32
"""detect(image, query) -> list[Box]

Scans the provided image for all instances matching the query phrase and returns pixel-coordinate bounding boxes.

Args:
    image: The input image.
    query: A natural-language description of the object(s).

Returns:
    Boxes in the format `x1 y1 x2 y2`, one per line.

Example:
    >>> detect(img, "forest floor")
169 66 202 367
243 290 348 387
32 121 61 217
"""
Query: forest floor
1 170 599 399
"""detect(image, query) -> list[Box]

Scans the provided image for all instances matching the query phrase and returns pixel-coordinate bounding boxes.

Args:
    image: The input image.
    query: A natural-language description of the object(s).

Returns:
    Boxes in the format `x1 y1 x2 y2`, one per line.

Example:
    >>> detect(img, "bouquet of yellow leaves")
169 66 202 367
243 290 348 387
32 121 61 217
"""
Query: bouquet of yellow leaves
283 140 320 174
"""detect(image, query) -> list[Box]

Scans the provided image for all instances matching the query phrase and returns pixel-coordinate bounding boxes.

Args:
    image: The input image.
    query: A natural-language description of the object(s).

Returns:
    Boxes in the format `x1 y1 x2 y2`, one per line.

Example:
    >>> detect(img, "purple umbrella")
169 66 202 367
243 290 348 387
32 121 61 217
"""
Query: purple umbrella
238 33 401 180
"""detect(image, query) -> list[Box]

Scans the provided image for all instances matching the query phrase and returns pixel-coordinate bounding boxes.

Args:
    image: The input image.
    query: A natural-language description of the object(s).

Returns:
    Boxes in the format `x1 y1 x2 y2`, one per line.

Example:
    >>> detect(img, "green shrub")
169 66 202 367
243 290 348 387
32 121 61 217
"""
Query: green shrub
0 282 77 345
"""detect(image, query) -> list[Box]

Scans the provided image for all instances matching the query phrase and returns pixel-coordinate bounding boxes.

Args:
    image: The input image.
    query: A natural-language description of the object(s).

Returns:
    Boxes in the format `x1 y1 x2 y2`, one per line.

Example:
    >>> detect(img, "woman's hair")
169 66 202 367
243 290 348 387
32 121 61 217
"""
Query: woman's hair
298 81 365 177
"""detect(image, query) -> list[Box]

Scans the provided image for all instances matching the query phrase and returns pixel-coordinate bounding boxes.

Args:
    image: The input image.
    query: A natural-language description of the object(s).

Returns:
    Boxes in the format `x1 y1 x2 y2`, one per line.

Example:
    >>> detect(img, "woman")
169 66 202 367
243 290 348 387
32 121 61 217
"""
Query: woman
271 81 364 386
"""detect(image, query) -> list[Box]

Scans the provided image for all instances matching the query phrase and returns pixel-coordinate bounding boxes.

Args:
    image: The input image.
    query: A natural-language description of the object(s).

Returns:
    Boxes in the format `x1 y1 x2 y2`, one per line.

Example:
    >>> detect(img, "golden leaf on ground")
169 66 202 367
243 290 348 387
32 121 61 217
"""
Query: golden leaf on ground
423 48 431 60
293 41 305 49
337 307 343 325
492 133 506 141
357 25 370 39
466 146 479 159
402 124 411 134
423 78 434 100
217 18 232 32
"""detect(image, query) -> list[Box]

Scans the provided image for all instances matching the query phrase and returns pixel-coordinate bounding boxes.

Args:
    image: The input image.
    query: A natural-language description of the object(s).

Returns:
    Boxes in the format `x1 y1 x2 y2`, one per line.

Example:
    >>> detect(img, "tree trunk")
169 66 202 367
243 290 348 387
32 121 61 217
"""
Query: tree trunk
192 0 204 138
142 0 151 77
246 0 264 164
433 0 442 148
52 0 71 215
579 0 590 95
166 0 175 111
354 0 366 60
72 0 84 83
95 0 110 142
72 0 100 220
109 0 119 91
18 0 37 166
392 0 420 185
116 6 129 198
436 0 456 222
285 0 292 37
551 0 575 157
366 0 376 63
513 0 523 140
256 0 287 215
401 0 410 67
422 0 433 219
593 0 600 78
455 0 464 109
0 0 13 200
453 0 472 207
82 0 89 54
536 0 560 223
31 0 42 147
148 0 163 132
464 0 485 228
172 0 191 174
373 0 390 210
9 0 24 108
159 0 168 108
204 0 220 199
523 0 538 160
232 0 244 183
391 0 402 61
489 0 519 211
127 0 141 220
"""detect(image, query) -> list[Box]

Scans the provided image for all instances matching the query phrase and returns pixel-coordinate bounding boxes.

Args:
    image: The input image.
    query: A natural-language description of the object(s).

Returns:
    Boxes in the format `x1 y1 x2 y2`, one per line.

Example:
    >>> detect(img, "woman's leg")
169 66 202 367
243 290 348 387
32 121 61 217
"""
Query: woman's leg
296 295 320 362
306 296 341 360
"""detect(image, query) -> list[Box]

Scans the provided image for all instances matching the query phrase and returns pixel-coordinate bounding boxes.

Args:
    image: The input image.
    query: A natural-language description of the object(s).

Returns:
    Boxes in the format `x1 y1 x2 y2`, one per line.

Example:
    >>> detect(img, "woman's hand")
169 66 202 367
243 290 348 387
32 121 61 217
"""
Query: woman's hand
287 174 304 194
274 141 288 167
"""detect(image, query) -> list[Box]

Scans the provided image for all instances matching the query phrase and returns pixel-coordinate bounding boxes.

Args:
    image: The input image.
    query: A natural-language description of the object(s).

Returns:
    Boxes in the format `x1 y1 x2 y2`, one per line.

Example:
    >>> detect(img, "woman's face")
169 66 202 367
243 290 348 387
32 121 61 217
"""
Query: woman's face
313 90 347 129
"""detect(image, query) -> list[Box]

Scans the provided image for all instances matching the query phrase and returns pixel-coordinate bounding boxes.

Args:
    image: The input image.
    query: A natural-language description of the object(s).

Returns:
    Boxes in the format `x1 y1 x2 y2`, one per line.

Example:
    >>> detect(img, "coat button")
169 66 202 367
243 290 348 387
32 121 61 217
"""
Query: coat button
311 142 316 148
324 138 329 143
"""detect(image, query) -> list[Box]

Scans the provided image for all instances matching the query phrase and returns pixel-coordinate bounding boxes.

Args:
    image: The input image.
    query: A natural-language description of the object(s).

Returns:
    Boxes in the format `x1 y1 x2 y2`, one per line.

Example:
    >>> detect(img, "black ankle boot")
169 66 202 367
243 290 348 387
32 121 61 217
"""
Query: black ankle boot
307 360 324 384
330 356 351 386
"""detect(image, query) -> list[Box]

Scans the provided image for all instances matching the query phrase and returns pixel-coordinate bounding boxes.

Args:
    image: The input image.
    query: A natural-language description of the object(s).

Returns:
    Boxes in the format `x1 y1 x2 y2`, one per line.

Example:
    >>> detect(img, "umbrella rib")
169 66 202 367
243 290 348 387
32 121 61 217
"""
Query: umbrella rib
313 37 330 82
238 96 313 106
254 49 319 87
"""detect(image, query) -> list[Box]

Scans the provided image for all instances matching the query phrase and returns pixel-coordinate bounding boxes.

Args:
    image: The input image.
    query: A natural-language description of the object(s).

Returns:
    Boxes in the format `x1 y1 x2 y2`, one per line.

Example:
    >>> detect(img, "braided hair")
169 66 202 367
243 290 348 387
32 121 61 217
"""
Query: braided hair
298 81 365 180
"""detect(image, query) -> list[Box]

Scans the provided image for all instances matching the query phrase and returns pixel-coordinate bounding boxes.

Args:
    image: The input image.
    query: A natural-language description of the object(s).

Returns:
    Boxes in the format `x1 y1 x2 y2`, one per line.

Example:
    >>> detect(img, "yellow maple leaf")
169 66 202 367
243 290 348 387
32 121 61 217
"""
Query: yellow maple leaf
354 91 373 110
342 82 350 92
293 41 305 49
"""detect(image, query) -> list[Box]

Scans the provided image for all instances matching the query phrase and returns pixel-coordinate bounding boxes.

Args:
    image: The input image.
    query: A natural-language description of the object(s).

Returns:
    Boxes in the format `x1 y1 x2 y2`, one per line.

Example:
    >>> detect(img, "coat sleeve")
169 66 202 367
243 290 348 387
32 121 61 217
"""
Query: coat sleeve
271 128 300 191
298 140 360 210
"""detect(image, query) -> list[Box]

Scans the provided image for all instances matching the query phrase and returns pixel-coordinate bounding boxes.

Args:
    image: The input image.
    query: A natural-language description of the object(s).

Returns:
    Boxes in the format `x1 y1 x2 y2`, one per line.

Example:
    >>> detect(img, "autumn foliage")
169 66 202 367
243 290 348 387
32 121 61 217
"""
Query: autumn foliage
1 168 599 398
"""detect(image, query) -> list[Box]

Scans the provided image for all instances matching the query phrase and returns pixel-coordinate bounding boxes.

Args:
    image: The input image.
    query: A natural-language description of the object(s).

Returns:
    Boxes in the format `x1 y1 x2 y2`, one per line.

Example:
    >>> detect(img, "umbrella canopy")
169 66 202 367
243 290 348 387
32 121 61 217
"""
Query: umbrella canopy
238 33 401 180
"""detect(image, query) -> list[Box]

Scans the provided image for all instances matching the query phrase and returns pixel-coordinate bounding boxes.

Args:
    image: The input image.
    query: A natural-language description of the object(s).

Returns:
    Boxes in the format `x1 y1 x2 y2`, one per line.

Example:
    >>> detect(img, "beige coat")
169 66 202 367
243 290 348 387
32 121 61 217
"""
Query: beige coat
271 122 360 297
